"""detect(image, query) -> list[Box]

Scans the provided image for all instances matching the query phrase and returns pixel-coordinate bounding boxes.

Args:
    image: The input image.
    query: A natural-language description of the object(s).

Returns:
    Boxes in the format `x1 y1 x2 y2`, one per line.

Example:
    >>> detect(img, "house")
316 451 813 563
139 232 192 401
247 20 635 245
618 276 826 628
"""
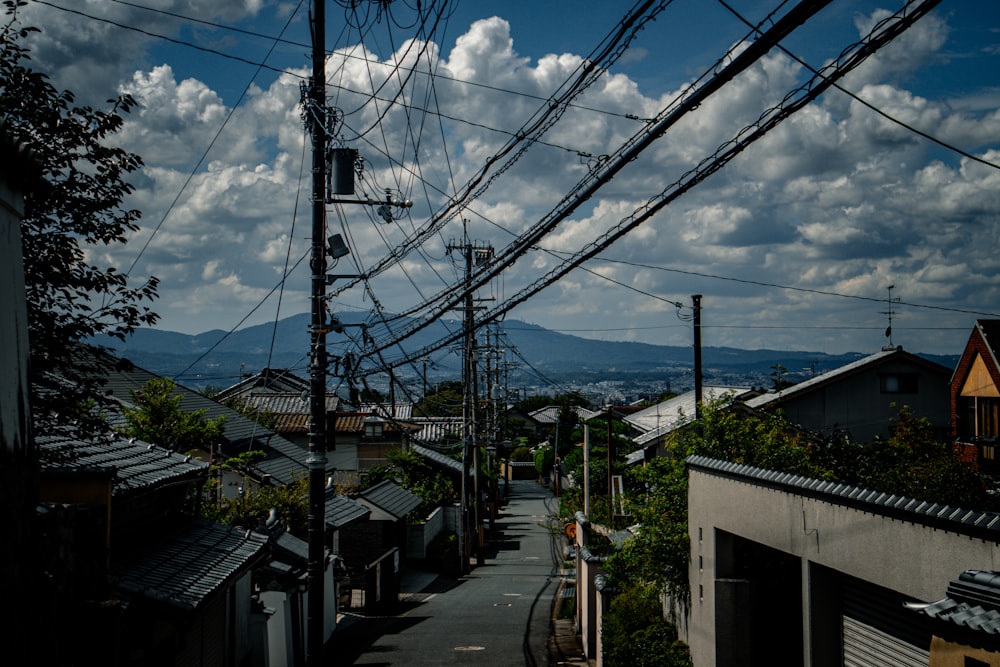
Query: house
950 320 1000 475
624 387 754 464
37 433 271 666
0 121 45 663
339 480 422 612
95 357 312 487
331 412 417 484
684 455 1000 666
745 347 952 443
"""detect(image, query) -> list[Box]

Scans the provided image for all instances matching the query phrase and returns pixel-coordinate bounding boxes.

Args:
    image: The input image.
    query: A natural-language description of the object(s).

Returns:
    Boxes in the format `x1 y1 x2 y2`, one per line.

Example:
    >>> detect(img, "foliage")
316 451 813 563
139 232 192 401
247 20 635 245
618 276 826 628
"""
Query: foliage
122 378 226 452
864 406 995 510
364 448 457 518
510 445 533 462
601 582 691 667
1 5 158 436
534 445 554 475
202 474 309 536
605 458 690 603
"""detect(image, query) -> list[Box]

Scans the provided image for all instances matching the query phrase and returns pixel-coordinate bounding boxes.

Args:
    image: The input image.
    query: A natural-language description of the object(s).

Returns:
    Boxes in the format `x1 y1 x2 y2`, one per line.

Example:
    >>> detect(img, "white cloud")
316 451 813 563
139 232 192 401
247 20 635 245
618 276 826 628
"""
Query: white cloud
15 2 1000 356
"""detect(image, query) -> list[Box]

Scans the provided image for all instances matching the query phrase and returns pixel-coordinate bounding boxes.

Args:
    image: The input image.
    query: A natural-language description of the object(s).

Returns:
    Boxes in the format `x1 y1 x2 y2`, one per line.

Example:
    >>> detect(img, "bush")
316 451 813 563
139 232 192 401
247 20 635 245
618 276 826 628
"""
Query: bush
602 583 691 667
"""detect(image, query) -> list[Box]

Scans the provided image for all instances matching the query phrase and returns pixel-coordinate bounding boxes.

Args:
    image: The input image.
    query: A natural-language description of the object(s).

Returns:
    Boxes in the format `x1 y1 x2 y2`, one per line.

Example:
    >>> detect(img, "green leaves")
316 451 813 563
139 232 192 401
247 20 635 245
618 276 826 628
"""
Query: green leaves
122 378 225 453
2 6 159 436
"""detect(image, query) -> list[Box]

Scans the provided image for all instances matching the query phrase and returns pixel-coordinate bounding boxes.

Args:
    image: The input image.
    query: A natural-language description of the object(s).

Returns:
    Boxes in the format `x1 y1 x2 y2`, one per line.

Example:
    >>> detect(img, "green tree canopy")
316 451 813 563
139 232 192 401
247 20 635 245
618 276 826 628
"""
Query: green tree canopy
122 378 225 453
2 5 158 436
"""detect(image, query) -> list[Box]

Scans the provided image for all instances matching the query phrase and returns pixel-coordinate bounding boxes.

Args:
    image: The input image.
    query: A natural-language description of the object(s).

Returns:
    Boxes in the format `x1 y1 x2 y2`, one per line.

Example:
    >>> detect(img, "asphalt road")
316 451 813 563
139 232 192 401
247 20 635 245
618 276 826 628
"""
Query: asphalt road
333 479 565 666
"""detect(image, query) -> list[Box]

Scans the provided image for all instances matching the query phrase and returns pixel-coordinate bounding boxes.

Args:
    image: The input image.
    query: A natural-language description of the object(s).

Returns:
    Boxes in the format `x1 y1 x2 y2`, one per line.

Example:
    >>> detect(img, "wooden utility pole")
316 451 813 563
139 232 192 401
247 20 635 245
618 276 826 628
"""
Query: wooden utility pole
692 294 703 420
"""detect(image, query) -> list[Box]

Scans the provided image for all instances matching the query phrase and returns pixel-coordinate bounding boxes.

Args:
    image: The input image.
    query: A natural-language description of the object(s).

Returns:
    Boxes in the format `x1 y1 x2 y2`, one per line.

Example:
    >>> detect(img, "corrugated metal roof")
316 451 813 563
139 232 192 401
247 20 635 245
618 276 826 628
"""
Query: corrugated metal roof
687 455 1000 541
110 519 268 610
411 443 463 474
626 387 751 436
359 480 422 520
38 434 207 495
324 490 370 529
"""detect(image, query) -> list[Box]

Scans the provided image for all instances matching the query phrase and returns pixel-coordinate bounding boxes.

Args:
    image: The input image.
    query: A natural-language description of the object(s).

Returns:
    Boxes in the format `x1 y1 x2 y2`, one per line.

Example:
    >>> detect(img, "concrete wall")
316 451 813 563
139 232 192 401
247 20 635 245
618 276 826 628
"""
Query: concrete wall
685 462 1000 666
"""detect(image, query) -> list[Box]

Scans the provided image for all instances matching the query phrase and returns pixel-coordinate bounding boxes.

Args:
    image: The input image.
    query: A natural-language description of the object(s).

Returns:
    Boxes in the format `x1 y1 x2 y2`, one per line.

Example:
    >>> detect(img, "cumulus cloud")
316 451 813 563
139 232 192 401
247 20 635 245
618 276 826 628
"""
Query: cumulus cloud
16 2 1000 356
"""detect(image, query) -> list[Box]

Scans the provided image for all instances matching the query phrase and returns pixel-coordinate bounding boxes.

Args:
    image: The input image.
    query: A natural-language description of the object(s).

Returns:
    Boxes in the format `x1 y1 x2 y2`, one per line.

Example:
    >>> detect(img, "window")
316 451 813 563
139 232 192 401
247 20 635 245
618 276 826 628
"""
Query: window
964 657 988 667
880 373 918 394
977 397 1000 439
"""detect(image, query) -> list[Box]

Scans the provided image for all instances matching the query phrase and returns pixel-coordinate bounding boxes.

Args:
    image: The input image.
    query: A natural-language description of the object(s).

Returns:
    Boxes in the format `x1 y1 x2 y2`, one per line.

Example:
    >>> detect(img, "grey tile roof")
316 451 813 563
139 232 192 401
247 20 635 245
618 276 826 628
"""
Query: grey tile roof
359 403 414 420
907 570 1000 635
110 519 268 610
38 434 207 495
324 490 370 529
687 455 1000 541
95 357 310 486
215 368 311 400
358 480 422 520
411 443 463 474
407 417 463 446
241 392 338 415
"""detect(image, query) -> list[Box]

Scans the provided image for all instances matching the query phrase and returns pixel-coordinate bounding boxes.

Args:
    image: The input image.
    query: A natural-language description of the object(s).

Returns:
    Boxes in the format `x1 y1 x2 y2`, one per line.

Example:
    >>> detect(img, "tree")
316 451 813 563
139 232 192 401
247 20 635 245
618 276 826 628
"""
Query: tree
122 378 225 453
365 449 457 519
1 4 158 436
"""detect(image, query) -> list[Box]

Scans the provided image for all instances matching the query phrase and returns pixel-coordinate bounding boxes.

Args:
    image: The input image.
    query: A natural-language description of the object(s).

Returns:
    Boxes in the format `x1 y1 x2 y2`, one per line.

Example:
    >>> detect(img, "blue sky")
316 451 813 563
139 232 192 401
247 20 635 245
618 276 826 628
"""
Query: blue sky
14 0 1000 361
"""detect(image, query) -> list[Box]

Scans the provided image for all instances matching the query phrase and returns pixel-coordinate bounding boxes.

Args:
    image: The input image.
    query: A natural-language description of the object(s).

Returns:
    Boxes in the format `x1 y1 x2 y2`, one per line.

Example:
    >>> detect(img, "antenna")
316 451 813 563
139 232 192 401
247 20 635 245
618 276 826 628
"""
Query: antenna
880 284 900 351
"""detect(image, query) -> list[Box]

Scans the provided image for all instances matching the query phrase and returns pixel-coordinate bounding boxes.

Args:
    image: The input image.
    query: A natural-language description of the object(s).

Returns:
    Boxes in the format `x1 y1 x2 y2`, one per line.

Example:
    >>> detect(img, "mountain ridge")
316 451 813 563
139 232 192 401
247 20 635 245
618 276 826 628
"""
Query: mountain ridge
100 312 959 395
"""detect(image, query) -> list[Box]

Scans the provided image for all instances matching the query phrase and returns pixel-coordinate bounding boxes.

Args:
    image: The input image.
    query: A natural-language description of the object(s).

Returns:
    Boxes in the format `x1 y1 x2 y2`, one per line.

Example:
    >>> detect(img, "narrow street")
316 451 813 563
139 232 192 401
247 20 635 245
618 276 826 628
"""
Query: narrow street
332 479 574 665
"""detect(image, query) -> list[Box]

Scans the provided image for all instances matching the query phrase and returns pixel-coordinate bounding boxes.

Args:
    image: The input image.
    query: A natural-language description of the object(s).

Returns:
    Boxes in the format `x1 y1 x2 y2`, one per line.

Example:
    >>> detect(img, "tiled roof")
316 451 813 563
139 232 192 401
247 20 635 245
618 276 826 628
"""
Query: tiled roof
407 417 464 446
530 405 596 424
110 519 268 610
907 570 1000 635
333 413 418 434
38 434 207 495
92 356 310 485
687 455 1000 541
359 403 414 420
215 368 310 400
242 392 339 415
411 444 463 474
358 480 422 520
324 490 370 529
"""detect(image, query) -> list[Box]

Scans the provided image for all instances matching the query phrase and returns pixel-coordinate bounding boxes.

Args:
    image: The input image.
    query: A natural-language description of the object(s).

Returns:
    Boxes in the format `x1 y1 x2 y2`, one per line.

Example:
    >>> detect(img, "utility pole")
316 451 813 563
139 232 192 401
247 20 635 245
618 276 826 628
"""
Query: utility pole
692 294 703 420
305 1 328 663
449 231 493 570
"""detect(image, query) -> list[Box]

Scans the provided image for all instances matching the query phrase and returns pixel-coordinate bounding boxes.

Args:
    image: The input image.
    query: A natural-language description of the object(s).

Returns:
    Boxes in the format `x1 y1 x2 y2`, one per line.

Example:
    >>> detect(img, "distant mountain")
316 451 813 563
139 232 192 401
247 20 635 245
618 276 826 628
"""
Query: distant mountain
99 312 959 395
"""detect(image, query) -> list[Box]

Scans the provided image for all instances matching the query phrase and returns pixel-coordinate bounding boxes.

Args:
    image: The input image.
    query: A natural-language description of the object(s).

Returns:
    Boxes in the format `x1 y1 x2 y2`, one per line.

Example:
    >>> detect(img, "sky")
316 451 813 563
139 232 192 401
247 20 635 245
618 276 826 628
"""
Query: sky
12 0 1000 363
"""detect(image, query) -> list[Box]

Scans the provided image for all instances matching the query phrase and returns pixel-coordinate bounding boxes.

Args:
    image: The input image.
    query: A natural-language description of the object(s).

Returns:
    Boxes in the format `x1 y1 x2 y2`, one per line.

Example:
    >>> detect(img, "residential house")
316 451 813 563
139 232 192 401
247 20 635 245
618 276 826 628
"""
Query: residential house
950 320 1000 476
339 480 422 613
745 346 952 443
0 120 45 662
38 433 271 666
624 387 753 464
569 454 1000 667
